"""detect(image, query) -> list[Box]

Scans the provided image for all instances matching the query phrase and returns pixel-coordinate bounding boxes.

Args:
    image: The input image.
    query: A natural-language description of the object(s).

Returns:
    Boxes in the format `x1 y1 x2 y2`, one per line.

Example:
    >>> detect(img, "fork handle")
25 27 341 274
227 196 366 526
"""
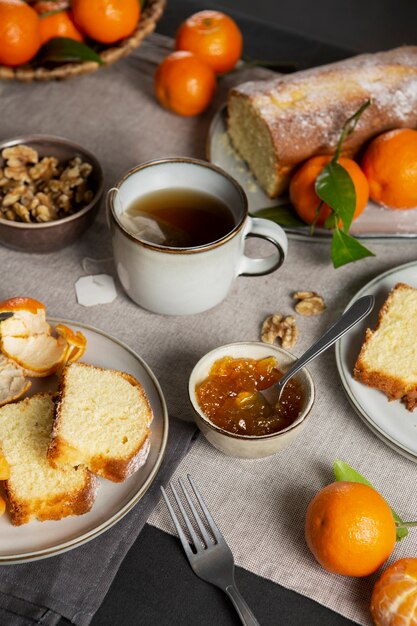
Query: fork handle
225 585 260 626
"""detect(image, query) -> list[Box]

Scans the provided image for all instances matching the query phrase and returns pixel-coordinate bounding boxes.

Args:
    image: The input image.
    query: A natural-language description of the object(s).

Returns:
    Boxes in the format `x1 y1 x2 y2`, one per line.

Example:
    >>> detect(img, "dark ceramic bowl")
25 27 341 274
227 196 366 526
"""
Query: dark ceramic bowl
0 135 104 253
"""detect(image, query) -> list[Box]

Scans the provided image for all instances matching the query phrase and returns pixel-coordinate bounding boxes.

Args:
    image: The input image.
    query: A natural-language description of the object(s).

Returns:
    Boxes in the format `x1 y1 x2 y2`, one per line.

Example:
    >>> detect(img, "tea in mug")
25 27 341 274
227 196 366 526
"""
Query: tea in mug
119 187 236 247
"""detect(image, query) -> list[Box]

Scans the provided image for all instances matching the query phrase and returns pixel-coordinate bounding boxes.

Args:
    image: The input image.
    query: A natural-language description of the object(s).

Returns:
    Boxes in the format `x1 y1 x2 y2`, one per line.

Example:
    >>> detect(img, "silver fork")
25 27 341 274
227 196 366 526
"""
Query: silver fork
161 476 260 626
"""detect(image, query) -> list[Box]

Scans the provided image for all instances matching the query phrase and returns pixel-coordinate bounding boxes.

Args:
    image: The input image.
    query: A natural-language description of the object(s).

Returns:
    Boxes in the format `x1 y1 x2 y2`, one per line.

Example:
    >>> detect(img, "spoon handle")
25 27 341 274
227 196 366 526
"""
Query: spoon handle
278 294 375 391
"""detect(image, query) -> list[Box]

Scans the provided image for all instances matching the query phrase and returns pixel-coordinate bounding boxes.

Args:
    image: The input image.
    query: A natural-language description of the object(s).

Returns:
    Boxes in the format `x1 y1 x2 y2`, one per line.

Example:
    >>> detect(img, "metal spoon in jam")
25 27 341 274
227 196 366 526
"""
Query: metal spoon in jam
195 356 303 436
259 294 375 407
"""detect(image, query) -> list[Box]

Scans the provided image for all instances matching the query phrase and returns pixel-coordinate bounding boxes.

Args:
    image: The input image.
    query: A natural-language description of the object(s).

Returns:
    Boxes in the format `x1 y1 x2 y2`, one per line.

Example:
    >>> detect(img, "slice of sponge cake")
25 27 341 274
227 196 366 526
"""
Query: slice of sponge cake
0 393 97 525
48 363 153 482
353 283 417 411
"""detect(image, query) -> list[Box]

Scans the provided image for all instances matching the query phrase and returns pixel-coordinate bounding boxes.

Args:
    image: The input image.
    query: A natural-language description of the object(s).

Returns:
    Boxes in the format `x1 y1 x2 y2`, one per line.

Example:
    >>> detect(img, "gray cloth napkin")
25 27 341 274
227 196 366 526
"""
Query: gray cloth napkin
0 417 197 626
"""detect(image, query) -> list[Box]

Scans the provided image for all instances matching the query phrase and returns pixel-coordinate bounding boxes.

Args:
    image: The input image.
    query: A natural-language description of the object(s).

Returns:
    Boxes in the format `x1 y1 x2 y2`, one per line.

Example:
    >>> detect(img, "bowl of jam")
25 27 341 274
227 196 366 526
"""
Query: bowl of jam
189 342 315 458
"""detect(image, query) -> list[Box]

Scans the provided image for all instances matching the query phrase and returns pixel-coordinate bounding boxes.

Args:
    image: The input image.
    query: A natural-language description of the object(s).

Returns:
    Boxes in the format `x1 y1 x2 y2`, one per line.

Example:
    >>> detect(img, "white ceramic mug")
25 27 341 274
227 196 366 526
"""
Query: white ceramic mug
107 158 288 315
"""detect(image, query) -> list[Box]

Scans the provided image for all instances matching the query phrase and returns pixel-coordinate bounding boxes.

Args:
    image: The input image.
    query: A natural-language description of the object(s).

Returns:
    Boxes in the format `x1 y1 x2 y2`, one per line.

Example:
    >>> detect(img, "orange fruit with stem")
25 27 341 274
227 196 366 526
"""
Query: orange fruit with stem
305 481 396 577
371 558 417 626
0 0 42 67
362 128 417 209
36 9 84 44
71 0 140 44
289 155 369 227
155 51 217 117
175 10 242 74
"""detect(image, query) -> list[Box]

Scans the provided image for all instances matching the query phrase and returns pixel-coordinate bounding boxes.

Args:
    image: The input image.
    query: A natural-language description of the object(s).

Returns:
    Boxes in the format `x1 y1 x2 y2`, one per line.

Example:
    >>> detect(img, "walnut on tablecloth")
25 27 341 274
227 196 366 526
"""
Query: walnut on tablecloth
0 146 93 224
261 313 298 349
293 291 326 316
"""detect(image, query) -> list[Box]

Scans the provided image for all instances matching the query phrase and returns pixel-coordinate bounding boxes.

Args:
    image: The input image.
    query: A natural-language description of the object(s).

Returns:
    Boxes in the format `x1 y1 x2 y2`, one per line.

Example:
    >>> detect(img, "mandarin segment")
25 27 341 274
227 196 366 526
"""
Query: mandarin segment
305 481 396 577
0 354 31 406
371 558 417 626
1 334 67 376
0 308 50 339
289 155 369 227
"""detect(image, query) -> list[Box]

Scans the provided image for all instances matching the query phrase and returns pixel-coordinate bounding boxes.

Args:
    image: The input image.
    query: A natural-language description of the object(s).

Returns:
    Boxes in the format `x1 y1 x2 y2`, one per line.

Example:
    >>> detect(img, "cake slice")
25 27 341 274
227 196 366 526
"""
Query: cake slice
353 283 417 411
48 363 153 482
0 393 97 525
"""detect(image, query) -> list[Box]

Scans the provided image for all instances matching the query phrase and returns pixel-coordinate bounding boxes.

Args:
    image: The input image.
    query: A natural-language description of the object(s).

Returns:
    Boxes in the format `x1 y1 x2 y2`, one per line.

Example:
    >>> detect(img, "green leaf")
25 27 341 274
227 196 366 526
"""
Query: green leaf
333 459 408 541
331 228 374 268
37 37 105 65
253 204 305 227
315 161 356 232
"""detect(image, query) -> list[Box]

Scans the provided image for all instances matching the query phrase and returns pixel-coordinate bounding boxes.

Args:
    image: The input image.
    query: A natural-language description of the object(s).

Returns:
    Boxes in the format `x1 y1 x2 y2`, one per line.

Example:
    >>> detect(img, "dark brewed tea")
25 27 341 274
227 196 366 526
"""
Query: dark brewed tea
120 187 236 247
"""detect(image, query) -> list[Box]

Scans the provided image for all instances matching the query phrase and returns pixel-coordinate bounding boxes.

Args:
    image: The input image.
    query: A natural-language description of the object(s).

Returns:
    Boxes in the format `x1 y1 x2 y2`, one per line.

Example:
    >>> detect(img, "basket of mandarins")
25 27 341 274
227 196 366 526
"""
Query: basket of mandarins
0 0 166 81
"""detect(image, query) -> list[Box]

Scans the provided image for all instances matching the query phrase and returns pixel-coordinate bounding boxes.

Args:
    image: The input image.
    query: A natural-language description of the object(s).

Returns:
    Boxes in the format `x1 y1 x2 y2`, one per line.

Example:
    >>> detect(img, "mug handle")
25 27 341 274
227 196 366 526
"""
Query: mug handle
238 216 288 276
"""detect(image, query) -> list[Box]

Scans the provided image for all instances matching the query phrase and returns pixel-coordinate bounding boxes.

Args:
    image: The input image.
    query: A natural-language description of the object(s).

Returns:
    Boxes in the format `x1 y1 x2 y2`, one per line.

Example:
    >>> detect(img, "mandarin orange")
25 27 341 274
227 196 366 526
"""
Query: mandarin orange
371 558 417 626
175 10 242 74
38 10 84 44
289 155 369 227
0 0 41 67
305 481 396 577
72 0 140 44
154 51 216 116
362 128 417 209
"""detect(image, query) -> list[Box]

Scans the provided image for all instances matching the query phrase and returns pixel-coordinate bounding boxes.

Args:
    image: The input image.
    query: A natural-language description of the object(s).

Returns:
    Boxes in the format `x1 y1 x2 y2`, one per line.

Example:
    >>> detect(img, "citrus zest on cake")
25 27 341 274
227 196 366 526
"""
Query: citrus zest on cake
353 283 417 410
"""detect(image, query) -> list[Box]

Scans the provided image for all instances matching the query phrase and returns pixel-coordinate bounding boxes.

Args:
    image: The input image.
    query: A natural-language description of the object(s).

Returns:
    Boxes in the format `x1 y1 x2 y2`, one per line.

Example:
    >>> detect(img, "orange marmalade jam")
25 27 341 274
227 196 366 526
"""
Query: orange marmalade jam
196 356 303 436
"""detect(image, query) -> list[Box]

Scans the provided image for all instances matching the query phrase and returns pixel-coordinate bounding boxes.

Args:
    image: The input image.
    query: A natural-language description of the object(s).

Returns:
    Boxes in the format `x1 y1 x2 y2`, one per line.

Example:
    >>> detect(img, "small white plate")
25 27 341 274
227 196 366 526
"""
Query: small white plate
207 106 417 241
336 261 417 462
0 319 168 564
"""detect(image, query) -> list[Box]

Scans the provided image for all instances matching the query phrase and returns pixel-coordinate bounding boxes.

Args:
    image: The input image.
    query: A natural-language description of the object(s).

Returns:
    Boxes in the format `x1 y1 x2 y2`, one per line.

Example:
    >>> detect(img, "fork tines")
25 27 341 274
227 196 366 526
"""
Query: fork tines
161 475 222 556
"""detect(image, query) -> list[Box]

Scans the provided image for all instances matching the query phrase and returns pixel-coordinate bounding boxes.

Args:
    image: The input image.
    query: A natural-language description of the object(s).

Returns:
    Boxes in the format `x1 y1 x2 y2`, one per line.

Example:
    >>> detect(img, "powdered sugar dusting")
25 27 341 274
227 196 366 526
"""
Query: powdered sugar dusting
230 46 417 165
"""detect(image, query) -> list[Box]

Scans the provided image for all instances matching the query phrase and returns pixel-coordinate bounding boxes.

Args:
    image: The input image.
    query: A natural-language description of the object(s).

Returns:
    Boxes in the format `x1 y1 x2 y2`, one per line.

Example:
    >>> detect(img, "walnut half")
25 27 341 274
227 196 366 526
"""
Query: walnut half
261 314 298 349
293 291 326 316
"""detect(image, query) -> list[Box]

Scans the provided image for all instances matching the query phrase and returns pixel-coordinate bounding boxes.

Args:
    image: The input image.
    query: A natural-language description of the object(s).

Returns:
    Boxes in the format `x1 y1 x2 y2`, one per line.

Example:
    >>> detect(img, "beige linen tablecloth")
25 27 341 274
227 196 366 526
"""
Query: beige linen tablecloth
2 33 417 626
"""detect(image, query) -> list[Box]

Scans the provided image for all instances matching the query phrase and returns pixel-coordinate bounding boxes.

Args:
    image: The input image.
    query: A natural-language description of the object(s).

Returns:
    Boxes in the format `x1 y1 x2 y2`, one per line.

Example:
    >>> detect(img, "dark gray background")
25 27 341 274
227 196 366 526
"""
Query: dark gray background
166 0 416 53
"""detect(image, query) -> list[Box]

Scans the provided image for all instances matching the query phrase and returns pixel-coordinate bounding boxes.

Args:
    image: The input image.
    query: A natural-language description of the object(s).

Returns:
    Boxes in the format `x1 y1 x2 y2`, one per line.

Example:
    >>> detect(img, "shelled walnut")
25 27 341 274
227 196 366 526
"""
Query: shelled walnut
261 314 298 349
0 145 93 224
293 291 326 316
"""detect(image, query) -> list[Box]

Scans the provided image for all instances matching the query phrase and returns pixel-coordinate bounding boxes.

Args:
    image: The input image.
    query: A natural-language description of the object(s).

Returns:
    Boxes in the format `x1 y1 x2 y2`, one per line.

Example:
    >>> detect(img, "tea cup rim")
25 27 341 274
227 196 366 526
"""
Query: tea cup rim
107 157 249 253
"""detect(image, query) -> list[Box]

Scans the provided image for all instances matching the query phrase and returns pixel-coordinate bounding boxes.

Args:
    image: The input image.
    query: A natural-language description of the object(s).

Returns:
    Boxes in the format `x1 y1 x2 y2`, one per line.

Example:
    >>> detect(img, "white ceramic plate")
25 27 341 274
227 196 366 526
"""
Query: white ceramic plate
335 261 417 462
0 319 168 564
207 106 417 241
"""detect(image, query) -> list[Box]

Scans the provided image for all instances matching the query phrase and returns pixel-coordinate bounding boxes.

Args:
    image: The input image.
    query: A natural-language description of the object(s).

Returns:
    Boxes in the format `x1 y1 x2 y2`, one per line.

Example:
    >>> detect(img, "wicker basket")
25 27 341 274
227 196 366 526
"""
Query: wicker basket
0 0 166 82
